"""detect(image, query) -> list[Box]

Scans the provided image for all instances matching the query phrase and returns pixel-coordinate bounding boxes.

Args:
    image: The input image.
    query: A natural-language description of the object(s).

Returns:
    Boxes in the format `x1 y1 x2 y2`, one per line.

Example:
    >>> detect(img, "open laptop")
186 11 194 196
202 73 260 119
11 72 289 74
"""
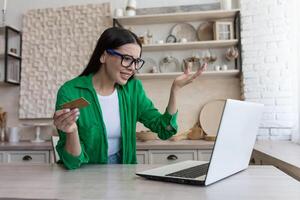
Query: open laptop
136 99 264 186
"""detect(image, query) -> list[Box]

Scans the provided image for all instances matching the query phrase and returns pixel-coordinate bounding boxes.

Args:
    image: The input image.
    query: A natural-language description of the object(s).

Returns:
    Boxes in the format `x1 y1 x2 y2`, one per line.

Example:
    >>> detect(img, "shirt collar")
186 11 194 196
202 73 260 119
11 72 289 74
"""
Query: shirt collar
74 73 124 91
74 73 94 90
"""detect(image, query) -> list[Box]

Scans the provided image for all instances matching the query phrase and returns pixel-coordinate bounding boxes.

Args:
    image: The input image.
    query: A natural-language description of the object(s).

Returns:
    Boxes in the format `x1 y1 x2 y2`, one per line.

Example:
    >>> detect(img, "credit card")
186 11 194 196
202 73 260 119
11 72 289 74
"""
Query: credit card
60 97 90 109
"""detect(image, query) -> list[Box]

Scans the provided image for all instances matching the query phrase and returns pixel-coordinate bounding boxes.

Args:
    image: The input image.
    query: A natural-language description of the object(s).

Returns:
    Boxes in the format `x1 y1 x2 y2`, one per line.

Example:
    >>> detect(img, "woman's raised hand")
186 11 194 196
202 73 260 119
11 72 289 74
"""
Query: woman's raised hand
172 62 207 91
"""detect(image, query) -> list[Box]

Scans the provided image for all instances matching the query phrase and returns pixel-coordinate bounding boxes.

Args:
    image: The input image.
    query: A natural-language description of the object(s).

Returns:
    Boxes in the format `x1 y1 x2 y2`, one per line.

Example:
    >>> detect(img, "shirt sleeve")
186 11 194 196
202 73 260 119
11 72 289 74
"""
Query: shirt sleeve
136 80 178 140
55 87 89 170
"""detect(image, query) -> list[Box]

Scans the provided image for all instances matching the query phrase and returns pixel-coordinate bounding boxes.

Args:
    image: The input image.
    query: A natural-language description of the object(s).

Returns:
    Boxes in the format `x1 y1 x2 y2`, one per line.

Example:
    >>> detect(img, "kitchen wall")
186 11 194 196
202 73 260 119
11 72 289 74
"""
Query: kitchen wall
240 0 299 141
2 0 227 28
0 0 240 140
5 0 299 142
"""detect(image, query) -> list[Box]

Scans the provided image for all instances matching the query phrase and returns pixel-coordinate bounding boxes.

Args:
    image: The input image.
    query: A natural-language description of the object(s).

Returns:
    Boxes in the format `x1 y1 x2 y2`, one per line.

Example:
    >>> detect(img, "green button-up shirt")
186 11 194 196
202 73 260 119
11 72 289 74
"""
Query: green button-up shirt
55 73 178 169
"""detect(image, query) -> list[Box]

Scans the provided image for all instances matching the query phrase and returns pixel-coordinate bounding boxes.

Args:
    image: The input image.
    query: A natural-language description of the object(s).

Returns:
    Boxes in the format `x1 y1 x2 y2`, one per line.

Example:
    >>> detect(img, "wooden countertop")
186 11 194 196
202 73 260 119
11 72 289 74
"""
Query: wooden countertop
0 141 52 151
254 140 300 168
253 140 300 180
1 140 298 160
0 164 299 200
0 140 214 151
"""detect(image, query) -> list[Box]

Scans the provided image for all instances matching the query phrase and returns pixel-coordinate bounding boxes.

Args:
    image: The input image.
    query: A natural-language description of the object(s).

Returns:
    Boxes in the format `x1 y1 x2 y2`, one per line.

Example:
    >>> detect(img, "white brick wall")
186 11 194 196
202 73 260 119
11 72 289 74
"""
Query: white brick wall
240 0 298 140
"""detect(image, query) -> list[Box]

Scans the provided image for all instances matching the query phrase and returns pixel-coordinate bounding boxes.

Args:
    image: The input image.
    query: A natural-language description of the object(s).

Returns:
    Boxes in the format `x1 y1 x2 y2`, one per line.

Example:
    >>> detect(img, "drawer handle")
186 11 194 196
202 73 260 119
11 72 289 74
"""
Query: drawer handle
167 155 178 160
22 155 32 161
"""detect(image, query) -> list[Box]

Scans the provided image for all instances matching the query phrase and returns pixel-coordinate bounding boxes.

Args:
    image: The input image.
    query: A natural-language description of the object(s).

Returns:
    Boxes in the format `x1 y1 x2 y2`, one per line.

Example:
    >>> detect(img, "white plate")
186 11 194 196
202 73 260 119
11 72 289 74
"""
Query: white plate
170 23 197 42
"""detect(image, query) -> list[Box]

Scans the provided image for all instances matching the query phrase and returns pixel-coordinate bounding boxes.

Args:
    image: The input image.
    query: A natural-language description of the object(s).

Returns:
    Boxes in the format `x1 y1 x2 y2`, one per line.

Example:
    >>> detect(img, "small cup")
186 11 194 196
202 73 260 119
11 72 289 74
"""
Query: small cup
150 66 158 73
126 9 136 16
221 64 228 71
114 8 124 17
157 40 164 44
214 65 221 71
6 127 20 143
180 38 187 43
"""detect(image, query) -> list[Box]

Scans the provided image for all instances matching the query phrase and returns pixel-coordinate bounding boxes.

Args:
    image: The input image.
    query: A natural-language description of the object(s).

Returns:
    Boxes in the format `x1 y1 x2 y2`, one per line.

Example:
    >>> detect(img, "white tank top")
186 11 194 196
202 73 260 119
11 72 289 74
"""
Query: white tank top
97 89 121 156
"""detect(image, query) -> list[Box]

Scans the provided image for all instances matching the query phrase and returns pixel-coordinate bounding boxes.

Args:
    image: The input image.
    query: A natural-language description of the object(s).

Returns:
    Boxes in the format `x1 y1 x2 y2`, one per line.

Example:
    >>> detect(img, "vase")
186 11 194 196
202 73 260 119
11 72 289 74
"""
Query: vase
220 0 232 10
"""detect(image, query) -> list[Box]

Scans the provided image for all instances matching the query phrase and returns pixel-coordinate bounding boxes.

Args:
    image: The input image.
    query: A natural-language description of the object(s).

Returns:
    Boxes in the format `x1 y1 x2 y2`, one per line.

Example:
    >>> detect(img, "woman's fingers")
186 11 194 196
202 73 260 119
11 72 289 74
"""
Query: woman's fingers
190 62 207 79
60 114 78 131
200 62 208 71
182 63 207 85
174 62 208 88
183 65 188 74
53 109 70 119
56 109 78 123
187 64 192 74
54 109 79 130
62 110 79 124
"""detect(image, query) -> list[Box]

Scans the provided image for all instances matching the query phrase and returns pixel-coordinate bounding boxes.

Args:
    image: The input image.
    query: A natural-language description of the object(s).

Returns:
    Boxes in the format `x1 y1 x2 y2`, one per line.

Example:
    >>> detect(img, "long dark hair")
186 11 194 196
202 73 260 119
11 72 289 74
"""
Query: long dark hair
80 27 142 76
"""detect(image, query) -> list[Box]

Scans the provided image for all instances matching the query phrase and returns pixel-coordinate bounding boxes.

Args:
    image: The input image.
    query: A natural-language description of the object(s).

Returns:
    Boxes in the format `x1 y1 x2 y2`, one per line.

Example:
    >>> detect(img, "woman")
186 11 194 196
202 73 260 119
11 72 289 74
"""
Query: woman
53 27 207 169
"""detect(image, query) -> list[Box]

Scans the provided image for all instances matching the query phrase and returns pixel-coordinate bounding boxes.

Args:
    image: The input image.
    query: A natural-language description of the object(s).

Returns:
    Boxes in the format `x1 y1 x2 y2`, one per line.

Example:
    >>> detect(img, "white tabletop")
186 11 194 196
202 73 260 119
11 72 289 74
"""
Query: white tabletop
0 164 299 200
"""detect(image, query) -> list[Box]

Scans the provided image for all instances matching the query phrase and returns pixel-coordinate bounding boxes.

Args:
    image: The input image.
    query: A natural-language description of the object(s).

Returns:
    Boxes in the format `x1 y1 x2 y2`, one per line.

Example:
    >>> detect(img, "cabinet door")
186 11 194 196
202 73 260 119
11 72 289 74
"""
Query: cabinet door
149 150 197 164
6 151 50 164
136 150 148 164
0 151 5 163
197 150 212 161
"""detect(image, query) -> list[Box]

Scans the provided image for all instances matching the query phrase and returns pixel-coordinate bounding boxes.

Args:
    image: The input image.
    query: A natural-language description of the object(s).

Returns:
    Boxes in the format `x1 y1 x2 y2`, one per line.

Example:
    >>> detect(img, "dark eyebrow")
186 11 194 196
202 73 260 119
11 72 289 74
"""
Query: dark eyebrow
110 49 140 59
123 54 141 59
122 54 134 57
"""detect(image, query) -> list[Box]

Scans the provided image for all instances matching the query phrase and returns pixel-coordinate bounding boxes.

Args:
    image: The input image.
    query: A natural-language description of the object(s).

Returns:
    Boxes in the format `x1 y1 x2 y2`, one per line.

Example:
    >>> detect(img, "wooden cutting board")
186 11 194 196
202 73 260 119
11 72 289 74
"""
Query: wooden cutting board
199 99 226 136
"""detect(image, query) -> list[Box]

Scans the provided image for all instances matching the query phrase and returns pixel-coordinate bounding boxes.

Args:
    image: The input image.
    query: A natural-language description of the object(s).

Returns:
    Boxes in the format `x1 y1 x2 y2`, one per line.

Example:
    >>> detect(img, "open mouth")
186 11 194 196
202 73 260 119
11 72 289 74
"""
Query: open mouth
120 71 132 80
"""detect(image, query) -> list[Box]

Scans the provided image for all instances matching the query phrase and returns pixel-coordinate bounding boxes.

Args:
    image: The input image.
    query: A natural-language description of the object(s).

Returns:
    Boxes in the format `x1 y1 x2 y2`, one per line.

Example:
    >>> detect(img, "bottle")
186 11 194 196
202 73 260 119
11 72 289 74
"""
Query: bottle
0 128 4 142
126 0 136 16
146 29 153 44
0 111 7 142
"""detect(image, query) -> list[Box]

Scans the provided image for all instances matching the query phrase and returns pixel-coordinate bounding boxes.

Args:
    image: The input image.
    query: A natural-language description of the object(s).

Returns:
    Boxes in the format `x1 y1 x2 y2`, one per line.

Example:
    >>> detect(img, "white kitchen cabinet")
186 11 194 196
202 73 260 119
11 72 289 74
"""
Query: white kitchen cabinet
149 150 197 164
0 141 53 164
198 150 213 161
136 149 212 164
0 152 4 163
0 150 50 164
136 140 213 164
136 150 149 164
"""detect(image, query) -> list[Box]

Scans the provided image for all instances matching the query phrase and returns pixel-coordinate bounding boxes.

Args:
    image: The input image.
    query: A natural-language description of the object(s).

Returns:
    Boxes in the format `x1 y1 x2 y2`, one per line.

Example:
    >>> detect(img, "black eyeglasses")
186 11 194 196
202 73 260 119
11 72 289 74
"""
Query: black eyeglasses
106 49 145 70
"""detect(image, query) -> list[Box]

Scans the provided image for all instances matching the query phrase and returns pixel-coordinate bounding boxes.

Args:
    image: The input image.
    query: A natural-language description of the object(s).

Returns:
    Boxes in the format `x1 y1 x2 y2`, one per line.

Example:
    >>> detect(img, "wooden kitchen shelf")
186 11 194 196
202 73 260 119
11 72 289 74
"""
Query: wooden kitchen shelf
114 9 239 25
114 9 242 79
142 40 238 51
0 26 22 85
7 52 21 60
135 69 240 79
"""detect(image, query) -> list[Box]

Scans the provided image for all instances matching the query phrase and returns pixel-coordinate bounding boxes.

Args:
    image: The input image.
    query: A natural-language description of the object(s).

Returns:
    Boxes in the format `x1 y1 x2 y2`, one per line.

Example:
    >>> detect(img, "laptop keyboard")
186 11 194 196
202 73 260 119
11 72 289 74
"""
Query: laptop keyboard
165 163 209 179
